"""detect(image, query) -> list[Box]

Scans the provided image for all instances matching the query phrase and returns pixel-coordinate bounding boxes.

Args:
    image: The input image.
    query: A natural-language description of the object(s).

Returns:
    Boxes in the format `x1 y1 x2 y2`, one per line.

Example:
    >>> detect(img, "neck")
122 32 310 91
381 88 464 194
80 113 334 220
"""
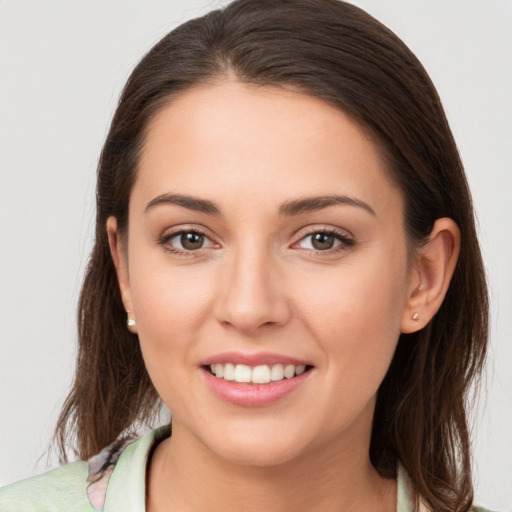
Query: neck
146 420 396 512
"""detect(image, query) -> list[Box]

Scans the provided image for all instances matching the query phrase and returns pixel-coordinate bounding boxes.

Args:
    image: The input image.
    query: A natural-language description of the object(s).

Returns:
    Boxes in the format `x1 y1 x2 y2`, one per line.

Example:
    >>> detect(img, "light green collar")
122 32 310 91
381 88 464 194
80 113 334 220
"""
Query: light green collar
103 426 418 512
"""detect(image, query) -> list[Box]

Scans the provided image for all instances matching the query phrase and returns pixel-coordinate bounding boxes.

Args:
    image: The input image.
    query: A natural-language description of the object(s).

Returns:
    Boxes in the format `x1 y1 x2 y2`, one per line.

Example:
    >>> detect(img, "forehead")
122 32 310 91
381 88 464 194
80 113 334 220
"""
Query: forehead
134 80 402 219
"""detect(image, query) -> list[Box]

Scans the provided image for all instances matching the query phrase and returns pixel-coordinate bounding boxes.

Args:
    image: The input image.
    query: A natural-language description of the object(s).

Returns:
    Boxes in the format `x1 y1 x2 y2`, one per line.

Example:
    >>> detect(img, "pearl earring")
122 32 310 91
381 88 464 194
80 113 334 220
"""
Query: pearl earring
412 312 420 322
126 312 137 331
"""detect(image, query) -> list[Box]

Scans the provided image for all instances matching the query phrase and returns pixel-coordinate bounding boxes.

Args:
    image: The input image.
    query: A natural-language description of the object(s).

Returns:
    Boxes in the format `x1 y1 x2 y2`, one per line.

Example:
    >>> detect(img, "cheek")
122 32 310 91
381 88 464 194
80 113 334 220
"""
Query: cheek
296 248 409 393
130 256 215 330
127 253 217 387
128 265 218 417
301 252 407 335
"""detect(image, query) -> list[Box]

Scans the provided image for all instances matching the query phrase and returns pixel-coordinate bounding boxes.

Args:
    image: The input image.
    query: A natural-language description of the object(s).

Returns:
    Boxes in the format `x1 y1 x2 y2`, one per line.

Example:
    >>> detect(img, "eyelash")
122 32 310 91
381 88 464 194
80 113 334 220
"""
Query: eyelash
158 228 355 256
158 228 213 257
293 229 355 255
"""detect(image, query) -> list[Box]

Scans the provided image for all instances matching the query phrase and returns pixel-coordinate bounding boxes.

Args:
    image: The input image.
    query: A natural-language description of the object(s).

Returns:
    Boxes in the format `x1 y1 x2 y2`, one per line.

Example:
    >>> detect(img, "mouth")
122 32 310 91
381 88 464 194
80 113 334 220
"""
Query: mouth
200 352 314 406
203 363 314 384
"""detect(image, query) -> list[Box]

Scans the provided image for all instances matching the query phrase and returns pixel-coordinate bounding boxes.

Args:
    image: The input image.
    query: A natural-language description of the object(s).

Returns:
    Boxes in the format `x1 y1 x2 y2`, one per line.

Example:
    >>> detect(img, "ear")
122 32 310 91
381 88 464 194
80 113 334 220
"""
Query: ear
401 218 461 334
106 216 137 333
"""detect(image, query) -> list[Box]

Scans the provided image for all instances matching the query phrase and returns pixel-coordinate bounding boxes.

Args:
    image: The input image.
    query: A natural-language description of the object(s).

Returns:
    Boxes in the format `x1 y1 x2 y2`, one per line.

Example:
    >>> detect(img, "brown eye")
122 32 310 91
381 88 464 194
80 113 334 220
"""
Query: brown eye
180 232 205 250
295 230 354 253
311 232 335 250
162 229 215 254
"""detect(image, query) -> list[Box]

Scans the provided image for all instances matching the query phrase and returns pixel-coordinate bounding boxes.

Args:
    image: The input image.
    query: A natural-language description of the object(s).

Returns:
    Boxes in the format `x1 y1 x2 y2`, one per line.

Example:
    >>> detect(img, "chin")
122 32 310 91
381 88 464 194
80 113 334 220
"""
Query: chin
200 420 315 468
217 440 303 468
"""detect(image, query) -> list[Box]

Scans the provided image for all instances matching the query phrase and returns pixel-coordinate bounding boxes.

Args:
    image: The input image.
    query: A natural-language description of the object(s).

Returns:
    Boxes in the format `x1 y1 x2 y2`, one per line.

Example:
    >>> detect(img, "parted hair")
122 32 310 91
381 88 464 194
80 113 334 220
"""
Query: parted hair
54 1 488 511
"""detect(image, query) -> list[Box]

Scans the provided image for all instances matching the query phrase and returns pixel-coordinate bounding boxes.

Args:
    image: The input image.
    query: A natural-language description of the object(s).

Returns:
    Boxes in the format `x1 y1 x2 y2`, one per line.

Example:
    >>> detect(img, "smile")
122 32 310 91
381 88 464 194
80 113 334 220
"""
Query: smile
201 353 314 406
208 363 308 384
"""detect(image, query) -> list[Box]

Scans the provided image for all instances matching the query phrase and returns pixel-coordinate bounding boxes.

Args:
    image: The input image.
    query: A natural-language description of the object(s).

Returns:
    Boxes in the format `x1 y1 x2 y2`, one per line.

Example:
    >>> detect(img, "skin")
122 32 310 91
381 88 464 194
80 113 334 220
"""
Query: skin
107 80 460 511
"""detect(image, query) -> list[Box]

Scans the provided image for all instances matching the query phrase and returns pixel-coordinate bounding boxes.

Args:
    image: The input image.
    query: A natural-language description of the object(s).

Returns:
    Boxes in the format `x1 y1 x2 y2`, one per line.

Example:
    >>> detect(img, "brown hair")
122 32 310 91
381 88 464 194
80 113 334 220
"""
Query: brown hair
54 1 488 510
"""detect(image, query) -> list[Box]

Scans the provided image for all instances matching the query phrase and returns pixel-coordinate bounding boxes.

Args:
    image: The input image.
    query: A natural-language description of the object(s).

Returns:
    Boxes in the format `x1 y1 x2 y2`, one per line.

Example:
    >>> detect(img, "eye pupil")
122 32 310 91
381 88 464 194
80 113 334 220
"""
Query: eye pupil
312 232 334 250
181 232 204 250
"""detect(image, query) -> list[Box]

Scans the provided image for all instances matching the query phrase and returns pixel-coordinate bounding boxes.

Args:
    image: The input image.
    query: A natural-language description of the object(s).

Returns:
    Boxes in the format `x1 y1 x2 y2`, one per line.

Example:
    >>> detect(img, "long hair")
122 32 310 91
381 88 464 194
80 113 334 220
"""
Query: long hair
54 1 488 510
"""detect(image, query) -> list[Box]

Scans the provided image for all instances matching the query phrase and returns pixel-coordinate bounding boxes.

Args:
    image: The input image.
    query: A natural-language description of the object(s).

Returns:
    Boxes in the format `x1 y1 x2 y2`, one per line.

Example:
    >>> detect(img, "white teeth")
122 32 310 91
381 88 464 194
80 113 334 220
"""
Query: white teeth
295 365 306 375
214 363 224 378
209 363 308 384
224 363 235 381
284 365 295 379
270 364 284 381
252 365 271 384
234 364 252 383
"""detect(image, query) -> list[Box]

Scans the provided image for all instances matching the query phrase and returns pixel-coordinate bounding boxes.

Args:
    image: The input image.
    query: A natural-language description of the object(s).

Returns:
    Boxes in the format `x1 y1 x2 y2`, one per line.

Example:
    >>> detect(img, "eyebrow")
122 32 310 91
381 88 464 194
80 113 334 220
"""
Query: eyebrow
145 194 221 215
144 193 376 217
278 195 376 217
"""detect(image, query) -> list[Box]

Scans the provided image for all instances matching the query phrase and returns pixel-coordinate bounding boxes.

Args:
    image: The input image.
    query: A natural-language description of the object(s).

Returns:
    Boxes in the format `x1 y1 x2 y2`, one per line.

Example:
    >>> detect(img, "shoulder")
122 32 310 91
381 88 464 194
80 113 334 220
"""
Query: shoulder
0 426 170 512
0 461 92 512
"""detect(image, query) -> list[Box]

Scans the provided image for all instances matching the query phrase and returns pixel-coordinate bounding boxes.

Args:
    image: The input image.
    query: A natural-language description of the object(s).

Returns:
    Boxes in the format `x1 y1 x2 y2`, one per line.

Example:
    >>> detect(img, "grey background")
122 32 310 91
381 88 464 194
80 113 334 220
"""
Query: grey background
1 1 511 509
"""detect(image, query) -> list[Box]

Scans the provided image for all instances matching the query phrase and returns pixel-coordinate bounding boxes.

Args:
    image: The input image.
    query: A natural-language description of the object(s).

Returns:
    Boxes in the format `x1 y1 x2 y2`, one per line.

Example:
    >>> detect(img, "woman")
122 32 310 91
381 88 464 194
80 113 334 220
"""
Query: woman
0 0 492 511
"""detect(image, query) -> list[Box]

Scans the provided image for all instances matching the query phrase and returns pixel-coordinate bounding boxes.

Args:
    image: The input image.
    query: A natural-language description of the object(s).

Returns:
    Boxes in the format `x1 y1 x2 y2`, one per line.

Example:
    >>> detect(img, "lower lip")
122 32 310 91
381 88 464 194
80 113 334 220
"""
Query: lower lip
202 368 311 407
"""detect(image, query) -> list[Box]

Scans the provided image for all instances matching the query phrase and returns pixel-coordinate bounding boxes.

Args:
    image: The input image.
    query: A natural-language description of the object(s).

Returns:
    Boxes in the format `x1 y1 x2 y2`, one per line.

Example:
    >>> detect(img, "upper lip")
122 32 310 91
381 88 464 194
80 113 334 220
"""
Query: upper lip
201 351 312 367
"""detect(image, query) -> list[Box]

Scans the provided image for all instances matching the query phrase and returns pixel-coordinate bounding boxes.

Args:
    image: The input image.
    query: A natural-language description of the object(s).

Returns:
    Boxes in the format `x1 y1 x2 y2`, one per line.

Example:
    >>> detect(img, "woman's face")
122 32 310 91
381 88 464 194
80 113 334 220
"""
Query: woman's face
112 81 417 466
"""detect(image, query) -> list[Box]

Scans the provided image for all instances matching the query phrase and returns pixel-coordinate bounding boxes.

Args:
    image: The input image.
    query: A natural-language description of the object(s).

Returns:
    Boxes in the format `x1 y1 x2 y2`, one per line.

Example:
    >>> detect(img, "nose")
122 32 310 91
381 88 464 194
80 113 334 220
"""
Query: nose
214 245 291 334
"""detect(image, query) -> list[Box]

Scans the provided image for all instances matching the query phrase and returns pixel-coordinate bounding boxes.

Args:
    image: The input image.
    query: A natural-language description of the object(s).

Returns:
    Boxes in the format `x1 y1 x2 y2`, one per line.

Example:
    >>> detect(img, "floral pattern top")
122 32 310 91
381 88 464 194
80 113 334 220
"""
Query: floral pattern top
0 426 494 512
